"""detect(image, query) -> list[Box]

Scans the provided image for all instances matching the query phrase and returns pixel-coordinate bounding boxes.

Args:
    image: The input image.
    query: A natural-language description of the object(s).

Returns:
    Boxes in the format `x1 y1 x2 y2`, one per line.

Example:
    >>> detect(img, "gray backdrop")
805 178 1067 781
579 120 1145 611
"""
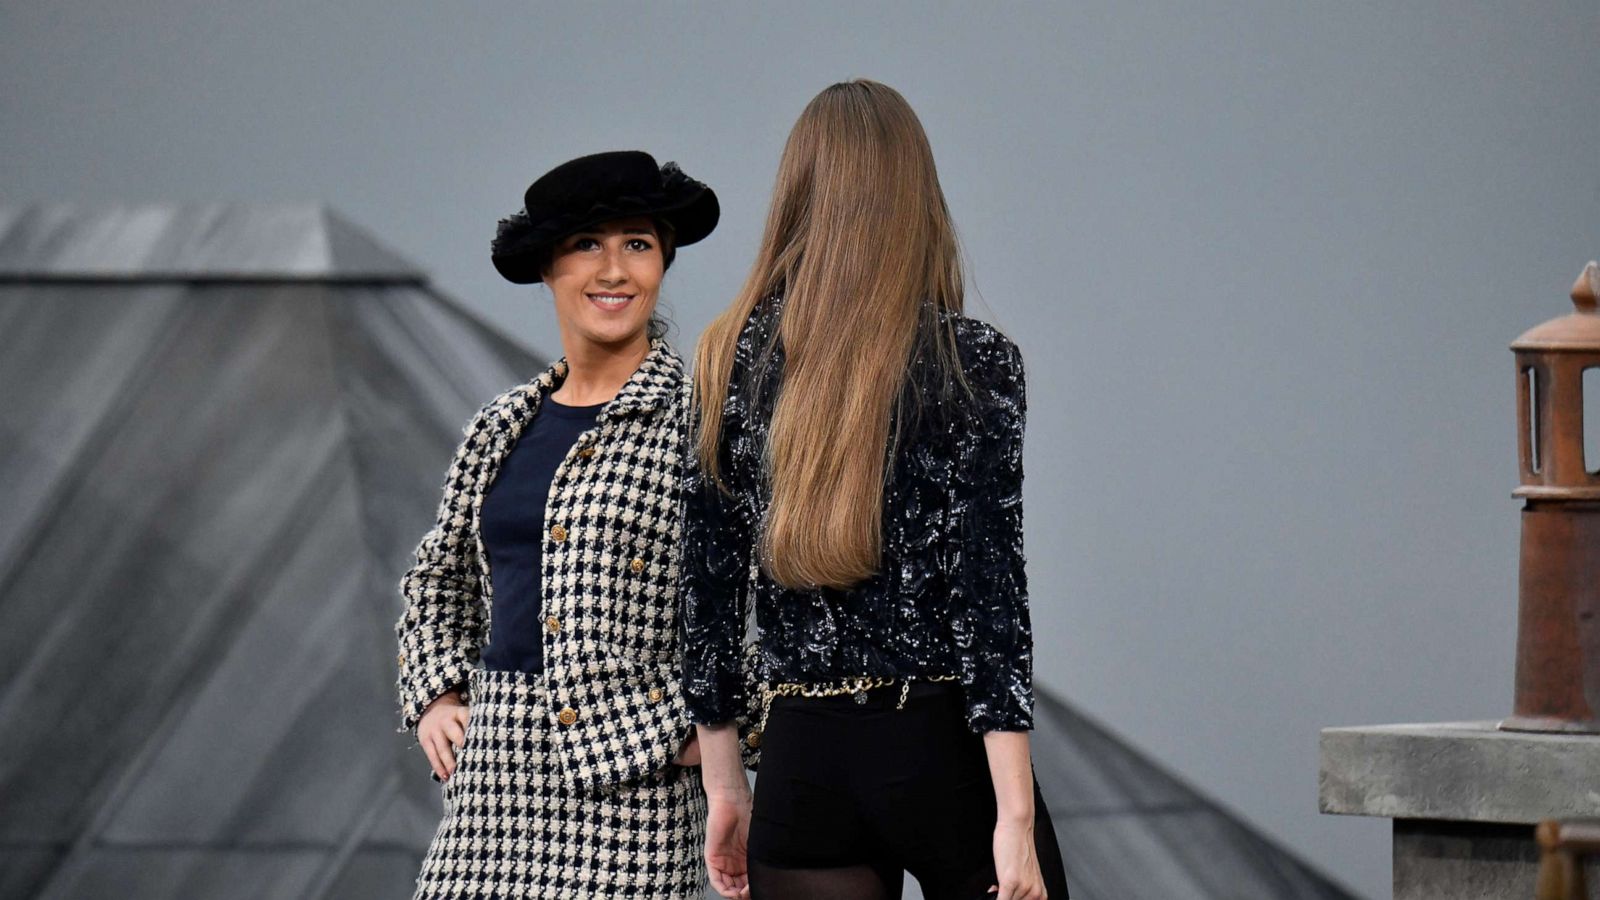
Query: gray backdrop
4 3 1597 897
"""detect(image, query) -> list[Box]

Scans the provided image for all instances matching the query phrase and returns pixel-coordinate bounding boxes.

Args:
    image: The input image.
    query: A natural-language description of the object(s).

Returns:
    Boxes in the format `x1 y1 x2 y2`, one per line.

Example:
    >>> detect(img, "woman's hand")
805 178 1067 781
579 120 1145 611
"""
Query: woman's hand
672 730 702 767
705 791 751 898
696 723 752 898
988 817 1047 899
417 689 470 781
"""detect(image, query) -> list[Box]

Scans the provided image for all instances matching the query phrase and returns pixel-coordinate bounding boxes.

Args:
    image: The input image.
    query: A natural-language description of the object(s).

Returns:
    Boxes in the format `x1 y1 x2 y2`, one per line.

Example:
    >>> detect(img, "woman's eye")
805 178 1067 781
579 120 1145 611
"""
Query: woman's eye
626 238 654 252
571 237 599 251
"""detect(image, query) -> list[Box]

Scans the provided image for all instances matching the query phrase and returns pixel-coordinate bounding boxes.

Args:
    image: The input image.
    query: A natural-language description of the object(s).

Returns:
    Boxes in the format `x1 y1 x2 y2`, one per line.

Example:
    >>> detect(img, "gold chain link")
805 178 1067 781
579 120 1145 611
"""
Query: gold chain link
748 674 960 746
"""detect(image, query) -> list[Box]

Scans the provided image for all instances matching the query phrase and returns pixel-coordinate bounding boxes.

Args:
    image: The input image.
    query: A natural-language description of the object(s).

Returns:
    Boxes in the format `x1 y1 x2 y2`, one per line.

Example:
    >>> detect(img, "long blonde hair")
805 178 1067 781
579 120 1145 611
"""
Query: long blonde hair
694 79 967 589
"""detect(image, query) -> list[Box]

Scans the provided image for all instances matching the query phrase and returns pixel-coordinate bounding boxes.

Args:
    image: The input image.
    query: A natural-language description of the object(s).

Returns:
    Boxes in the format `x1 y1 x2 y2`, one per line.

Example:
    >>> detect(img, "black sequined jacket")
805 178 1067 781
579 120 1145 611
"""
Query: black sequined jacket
679 296 1034 733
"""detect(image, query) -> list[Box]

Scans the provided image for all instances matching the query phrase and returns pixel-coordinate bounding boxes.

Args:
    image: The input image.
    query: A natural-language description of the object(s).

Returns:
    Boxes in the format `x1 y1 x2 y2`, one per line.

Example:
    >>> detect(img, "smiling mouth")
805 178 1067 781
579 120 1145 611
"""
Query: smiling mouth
586 292 635 311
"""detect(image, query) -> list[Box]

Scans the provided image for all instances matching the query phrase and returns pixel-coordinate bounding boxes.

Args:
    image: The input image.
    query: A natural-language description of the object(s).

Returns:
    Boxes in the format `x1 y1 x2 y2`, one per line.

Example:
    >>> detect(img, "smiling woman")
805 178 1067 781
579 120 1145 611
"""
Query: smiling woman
396 150 720 899
542 216 676 350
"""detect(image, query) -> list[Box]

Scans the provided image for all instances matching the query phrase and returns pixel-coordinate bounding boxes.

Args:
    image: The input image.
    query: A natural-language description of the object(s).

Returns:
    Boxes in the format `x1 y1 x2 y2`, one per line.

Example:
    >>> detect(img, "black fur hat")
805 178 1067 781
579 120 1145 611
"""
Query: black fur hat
491 150 719 284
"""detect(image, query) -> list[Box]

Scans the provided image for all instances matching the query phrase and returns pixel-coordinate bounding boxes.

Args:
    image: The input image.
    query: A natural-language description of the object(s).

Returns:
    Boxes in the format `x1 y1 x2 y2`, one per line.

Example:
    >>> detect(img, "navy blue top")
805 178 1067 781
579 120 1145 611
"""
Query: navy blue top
480 394 605 674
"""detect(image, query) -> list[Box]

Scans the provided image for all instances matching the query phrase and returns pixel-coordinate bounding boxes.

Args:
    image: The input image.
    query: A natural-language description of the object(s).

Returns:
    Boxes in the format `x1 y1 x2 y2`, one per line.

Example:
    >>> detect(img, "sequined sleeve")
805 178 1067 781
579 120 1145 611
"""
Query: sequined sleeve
677 379 756 726
951 329 1035 733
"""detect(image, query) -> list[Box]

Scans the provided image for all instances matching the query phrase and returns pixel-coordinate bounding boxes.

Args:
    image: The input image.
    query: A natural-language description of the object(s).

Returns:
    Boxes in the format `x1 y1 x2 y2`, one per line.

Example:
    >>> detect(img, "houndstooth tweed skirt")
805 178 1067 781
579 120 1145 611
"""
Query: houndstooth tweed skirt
412 668 708 899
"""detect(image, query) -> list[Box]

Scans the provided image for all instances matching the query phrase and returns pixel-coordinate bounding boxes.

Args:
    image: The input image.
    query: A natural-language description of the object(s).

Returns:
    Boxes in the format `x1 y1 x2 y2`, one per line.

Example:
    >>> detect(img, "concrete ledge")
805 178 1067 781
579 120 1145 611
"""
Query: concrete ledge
1320 721 1600 823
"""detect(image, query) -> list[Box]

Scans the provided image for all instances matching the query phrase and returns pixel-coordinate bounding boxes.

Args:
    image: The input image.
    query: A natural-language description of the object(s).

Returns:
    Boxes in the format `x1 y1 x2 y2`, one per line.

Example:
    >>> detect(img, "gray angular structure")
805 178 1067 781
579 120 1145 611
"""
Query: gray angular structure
1037 692 1358 898
0 204 1357 900
0 204 542 900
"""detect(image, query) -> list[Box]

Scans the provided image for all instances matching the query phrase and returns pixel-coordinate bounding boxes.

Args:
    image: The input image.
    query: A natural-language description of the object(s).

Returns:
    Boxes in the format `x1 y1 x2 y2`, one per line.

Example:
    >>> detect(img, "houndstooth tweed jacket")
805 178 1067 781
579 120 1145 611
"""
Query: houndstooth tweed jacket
395 338 694 793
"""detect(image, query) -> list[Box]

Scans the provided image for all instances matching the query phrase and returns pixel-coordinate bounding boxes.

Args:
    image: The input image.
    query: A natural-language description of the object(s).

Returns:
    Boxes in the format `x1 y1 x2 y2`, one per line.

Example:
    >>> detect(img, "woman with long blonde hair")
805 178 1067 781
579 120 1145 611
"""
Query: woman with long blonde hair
680 81 1071 899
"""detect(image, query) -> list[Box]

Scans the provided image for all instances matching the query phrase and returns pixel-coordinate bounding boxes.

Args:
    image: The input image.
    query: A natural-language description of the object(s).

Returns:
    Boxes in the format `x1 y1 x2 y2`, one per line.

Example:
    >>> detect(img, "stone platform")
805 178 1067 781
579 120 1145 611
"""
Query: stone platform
1320 721 1600 899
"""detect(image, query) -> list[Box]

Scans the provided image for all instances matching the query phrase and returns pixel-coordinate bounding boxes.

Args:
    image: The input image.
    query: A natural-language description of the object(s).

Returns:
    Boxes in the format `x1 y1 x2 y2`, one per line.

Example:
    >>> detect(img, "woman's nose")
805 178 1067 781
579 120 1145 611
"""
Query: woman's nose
597 248 626 285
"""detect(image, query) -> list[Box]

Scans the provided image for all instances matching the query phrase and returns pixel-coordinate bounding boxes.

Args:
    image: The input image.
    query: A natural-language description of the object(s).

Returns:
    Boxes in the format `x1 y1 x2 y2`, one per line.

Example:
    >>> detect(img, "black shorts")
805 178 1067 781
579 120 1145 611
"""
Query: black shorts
748 681 1070 899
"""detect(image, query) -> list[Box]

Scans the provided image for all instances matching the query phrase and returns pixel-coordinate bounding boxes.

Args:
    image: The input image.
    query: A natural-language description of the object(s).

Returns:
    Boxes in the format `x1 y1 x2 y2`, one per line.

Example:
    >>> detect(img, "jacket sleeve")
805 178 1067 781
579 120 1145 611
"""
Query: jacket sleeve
677 380 756 726
394 405 491 733
952 332 1035 733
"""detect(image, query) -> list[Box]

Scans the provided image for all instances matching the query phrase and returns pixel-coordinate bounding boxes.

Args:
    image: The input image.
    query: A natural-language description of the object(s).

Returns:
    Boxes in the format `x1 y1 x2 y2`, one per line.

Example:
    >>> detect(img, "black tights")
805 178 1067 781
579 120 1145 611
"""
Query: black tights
745 683 1070 899
748 859 904 900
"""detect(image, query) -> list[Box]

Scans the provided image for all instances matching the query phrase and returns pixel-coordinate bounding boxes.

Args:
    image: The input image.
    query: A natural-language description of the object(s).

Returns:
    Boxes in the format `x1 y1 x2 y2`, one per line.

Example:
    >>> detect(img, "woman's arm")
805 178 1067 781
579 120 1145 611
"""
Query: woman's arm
680 467 755 899
953 330 1035 734
698 722 752 899
983 731 1047 900
677 382 757 726
678 363 758 896
395 404 493 740
957 331 1047 897
678 424 756 897
671 728 702 766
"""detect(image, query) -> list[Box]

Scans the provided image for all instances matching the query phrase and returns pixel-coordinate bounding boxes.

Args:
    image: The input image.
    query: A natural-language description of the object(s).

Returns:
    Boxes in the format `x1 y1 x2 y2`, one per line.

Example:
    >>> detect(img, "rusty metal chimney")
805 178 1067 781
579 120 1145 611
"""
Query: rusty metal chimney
1502 261 1600 733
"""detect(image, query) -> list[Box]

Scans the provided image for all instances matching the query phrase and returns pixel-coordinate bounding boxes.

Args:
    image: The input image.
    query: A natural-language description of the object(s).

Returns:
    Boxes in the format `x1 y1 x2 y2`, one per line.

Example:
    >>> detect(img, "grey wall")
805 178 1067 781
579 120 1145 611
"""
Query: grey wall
4 3 1597 897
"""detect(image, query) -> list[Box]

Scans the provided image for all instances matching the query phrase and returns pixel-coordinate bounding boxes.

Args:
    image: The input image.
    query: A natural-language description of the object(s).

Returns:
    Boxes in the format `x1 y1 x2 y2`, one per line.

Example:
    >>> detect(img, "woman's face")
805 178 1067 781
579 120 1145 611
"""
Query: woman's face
543 216 663 351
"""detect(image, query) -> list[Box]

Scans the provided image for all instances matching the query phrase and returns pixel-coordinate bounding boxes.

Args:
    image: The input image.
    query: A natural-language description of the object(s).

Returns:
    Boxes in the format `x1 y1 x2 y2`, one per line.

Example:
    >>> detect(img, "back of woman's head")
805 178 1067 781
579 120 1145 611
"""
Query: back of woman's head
695 79 968 590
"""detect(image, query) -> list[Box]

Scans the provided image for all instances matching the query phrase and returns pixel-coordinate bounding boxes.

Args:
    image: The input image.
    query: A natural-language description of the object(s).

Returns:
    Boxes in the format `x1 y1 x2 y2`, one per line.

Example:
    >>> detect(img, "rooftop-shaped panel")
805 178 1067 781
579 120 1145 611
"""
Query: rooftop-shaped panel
0 204 423 282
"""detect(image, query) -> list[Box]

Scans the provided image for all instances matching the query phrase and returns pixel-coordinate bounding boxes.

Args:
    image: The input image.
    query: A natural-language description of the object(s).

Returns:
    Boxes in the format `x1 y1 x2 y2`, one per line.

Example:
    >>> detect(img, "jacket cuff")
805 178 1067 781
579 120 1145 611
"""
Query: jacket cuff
967 711 1036 734
397 656 476 733
962 684 1036 734
683 671 744 726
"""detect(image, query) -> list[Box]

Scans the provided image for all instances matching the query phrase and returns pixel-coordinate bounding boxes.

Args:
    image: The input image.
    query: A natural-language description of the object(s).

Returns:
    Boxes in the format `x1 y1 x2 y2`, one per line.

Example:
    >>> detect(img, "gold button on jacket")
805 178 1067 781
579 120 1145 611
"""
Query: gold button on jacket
647 687 664 703
395 338 692 792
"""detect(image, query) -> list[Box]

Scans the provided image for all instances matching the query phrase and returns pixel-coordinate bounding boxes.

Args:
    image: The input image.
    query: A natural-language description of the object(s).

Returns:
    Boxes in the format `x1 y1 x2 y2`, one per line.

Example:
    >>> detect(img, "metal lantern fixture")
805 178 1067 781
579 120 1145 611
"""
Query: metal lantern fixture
1502 261 1600 733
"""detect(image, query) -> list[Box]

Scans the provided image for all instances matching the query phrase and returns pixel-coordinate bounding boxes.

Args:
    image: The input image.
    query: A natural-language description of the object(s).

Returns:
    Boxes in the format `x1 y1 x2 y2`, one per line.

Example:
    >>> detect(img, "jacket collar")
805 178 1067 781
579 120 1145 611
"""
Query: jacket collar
529 336 684 423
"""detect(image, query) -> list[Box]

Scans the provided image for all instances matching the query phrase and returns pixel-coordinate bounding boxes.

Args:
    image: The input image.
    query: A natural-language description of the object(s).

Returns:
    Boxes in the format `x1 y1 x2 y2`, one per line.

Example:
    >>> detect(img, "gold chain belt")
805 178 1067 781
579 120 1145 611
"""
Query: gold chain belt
745 674 960 749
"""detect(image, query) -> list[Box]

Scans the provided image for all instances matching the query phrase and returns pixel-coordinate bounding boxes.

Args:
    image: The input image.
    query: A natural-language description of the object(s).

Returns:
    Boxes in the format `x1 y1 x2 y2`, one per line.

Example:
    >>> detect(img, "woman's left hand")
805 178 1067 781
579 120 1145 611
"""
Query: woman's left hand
988 817 1047 900
673 731 702 766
